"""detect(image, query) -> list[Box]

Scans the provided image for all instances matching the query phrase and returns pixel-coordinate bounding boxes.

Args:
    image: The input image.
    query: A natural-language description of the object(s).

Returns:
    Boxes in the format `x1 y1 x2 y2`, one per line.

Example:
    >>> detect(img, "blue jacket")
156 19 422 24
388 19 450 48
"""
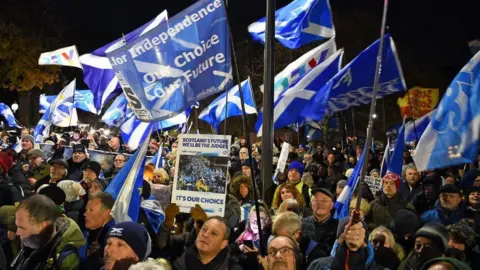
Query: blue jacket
420 200 467 226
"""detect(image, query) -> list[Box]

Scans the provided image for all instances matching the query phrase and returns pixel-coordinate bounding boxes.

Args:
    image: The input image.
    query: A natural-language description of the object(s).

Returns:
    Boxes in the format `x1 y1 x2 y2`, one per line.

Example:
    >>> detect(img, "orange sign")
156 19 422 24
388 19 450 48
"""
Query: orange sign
397 87 439 119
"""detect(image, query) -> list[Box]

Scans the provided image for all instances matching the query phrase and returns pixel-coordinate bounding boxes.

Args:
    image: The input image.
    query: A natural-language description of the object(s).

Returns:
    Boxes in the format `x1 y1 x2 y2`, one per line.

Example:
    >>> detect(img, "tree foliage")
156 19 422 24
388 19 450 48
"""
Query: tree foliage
0 0 64 91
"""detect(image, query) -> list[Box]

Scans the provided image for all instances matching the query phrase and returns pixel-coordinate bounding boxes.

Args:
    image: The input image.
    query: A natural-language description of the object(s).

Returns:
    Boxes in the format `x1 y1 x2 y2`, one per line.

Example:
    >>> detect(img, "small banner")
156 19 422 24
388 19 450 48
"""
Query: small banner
397 87 439 119
38 45 83 69
364 176 382 195
172 134 231 216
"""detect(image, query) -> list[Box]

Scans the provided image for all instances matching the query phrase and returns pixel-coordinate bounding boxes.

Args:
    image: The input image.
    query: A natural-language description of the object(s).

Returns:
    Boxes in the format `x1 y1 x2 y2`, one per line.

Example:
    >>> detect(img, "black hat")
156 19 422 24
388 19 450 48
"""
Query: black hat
311 186 334 201
39 184 66 206
72 144 86 154
415 222 449 252
440 184 461 195
82 161 102 177
49 159 68 170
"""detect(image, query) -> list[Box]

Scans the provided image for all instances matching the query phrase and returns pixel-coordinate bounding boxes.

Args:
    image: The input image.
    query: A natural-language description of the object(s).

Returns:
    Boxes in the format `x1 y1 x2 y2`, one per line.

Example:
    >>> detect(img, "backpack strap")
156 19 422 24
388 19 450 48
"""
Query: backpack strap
305 239 318 258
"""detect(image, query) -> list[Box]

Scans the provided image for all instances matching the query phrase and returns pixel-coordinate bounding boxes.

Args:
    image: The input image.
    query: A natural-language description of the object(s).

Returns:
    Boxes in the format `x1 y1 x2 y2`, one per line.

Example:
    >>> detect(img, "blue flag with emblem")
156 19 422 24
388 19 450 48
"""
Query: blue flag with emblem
334 150 365 219
255 50 343 136
41 90 97 114
388 124 405 176
106 127 152 223
106 0 232 122
80 11 168 111
413 51 480 171
199 79 256 132
302 34 406 121
0 103 22 128
248 0 335 49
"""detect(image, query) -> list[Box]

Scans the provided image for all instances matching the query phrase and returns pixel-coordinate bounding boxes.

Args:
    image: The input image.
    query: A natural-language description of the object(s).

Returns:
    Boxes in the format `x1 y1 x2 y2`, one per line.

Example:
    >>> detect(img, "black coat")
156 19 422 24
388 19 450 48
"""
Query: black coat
67 158 89 181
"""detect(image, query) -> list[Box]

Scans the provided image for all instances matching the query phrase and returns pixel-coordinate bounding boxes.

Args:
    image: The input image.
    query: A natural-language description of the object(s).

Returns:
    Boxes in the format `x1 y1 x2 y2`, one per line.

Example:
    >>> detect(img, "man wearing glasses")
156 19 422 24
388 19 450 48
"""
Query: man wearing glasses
267 236 299 270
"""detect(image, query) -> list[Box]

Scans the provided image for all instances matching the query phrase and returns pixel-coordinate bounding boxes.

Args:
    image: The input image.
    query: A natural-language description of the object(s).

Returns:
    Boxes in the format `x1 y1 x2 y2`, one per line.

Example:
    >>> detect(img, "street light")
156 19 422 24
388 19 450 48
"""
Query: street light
11 102 18 113
372 113 377 119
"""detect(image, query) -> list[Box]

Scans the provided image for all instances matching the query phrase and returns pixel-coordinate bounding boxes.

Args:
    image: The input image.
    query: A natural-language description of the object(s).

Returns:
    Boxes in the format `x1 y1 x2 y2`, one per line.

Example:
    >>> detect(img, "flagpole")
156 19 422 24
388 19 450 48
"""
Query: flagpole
355 0 390 215
224 0 266 256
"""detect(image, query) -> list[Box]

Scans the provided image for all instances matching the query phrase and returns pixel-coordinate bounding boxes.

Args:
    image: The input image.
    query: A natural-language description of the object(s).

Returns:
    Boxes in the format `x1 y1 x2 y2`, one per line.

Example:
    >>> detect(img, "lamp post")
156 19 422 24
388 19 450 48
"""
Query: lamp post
11 102 18 114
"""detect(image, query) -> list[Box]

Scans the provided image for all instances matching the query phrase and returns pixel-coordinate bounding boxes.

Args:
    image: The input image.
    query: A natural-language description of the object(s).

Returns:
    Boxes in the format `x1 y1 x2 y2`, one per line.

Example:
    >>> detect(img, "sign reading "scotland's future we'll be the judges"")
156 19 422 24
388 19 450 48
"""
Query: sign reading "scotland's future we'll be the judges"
107 0 232 122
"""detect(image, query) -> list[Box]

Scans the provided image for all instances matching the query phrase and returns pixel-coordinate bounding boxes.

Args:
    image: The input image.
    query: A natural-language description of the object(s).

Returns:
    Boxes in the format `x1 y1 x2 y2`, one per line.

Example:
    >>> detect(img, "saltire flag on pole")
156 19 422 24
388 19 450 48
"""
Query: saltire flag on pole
150 145 164 169
38 45 82 69
40 90 97 114
198 78 257 132
302 34 406 121
248 0 335 49
404 109 435 143
387 124 405 176
334 150 365 219
106 0 232 122
39 94 58 114
0 103 22 128
102 94 131 127
80 11 168 112
380 139 392 177
413 51 480 171
34 80 78 143
105 127 152 222
260 38 337 101
255 50 343 136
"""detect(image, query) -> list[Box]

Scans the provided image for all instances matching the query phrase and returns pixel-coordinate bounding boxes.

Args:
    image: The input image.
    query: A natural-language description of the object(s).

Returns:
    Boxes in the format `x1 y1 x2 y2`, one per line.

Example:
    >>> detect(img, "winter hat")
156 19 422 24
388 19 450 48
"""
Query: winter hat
21 134 35 145
82 161 102 177
311 186 335 201
421 257 471 270
288 161 305 177
0 151 13 174
440 184 461 195
447 219 476 248
38 184 66 206
57 180 86 202
415 222 450 253
107 222 150 260
369 168 380 176
72 143 86 154
28 149 46 159
382 172 401 190
392 209 420 237
92 178 107 191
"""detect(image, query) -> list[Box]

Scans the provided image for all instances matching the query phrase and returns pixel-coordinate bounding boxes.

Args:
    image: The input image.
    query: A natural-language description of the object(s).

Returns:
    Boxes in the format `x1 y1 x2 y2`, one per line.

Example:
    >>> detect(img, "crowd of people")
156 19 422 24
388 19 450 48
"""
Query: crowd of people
0 127 478 270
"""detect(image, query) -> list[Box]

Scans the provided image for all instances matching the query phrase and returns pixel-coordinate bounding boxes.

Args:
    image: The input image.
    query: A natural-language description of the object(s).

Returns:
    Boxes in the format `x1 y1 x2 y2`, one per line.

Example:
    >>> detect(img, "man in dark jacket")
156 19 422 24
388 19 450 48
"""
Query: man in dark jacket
173 216 242 270
12 194 86 270
6 150 33 199
369 172 415 229
33 159 69 191
67 144 89 181
420 184 467 226
400 166 423 202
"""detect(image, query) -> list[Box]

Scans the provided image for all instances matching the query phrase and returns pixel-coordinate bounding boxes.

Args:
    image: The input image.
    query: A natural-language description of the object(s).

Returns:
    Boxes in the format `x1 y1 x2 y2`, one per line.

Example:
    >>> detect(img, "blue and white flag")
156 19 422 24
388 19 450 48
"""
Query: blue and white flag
102 94 131 127
80 11 169 112
380 139 392 177
199 79 256 132
334 150 365 219
13 138 22 153
73 90 97 114
150 145 164 169
387 125 405 176
413 51 480 171
106 0 232 122
0 103 22 128
39 94 57 114
404 109 435 143
34 80 78 142
248 0 335 49
261 38 337 101
106 127 152 223
256 50 343 136
302 34 406 121
305 124 322 141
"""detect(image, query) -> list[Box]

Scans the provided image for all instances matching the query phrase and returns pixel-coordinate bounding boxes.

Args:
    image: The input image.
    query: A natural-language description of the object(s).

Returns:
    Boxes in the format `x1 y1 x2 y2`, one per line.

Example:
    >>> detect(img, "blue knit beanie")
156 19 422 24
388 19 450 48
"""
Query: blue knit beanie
107 222 150 260
288 161 305 176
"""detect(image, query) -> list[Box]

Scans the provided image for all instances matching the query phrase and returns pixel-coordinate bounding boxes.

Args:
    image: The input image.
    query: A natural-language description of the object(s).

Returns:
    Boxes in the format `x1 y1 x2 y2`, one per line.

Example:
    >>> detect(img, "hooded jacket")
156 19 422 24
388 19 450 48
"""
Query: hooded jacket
30 163 51 184
12 216 86 270
7 162 33 197
420 200 467 226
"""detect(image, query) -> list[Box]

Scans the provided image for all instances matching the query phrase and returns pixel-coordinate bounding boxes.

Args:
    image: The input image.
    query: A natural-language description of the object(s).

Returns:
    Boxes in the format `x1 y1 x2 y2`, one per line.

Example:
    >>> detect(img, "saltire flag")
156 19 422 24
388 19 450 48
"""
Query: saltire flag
177 102 199 133
305 124 322 141
404 109 435 143
0 103 22 128
380 139 392 177
79 11 168 112
13 138 22 153
140 200 165 234
248 0 335 49
102 94 131 127
34 80 78 143
413 51 480 171
387 124 405 176
198 79 257 132
105 127 152 222
302 34 406 121
150 145 164 169
260 38 337 101
334 150 365 219
256 49 343 136
40 90 97 114
38 45 82 69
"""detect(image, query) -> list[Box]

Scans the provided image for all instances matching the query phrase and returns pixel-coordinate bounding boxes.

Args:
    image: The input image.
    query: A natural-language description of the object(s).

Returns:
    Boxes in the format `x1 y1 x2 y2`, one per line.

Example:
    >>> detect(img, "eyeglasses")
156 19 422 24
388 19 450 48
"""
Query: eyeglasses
267 247 293 257
114 159 125 163
415 243 433 251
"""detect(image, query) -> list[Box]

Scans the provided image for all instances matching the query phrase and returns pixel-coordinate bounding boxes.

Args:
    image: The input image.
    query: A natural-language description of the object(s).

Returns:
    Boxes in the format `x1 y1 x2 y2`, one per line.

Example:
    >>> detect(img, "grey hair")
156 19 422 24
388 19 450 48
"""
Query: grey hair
128 258 171 270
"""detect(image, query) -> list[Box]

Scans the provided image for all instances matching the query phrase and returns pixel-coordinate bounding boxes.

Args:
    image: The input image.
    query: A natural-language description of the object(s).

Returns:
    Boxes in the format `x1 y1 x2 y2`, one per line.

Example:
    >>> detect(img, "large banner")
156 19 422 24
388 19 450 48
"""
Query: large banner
106 0 232 122
172 134 231 216
397 87 439 119
38 45 82 69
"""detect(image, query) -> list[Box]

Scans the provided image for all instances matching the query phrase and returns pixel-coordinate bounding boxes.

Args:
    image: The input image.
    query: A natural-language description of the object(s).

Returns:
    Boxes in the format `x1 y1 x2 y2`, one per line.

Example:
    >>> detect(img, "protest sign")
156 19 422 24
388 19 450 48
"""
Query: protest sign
397 87 439 119
172 134 231 216
39 143 54 161
89 150 118 173
107 0 232 122
364 176 382 195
